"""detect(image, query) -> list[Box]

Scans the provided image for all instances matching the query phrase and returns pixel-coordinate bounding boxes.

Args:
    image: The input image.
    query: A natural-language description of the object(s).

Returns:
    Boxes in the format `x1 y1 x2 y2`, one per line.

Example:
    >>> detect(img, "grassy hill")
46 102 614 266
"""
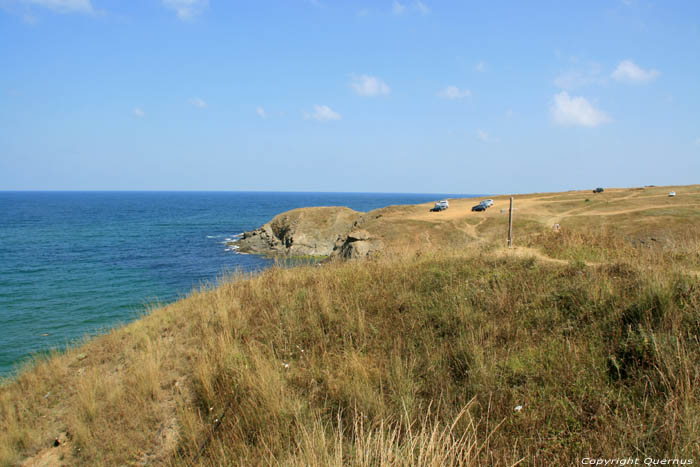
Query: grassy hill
2 185 699 466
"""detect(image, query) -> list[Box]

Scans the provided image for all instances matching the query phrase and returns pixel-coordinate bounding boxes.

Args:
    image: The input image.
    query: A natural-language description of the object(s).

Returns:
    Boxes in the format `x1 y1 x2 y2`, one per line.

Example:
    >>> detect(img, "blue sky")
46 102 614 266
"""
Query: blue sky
1 0 698 193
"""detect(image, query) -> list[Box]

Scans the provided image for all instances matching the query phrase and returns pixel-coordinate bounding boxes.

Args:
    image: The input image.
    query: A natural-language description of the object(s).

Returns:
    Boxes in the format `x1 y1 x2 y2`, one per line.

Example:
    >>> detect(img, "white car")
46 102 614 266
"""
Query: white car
431 200 449 211
480 199 494 208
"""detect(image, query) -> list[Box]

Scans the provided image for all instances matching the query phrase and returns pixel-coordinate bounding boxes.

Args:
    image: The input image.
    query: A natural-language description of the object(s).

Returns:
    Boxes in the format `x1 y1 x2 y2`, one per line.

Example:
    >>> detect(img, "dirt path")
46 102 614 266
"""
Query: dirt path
453 217 487 239
491 246 570 265
490 246 607 268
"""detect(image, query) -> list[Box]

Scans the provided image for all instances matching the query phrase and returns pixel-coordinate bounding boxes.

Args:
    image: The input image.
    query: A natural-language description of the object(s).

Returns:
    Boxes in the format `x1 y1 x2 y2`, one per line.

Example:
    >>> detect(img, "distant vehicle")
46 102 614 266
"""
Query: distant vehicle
669 191 676 197
431 200 449 212
480 199 494 208
593 187 604 193
471 204 487 212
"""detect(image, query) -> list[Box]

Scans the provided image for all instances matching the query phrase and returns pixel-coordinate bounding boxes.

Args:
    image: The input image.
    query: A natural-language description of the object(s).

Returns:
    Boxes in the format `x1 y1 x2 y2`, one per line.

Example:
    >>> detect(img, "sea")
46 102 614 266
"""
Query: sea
0 191 478 378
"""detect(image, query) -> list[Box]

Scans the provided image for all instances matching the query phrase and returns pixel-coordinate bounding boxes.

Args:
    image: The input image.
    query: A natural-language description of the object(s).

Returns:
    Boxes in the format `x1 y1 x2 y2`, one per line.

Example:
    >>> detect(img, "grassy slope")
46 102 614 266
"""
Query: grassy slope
1 185 699 466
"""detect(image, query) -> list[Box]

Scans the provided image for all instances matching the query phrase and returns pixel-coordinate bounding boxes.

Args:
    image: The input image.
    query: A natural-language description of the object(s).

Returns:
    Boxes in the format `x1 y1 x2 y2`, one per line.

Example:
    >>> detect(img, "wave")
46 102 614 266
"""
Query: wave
222 233 244 242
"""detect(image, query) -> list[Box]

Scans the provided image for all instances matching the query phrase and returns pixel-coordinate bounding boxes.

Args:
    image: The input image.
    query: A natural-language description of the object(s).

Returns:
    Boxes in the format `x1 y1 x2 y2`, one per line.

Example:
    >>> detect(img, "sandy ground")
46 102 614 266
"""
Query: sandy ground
390 185 700 228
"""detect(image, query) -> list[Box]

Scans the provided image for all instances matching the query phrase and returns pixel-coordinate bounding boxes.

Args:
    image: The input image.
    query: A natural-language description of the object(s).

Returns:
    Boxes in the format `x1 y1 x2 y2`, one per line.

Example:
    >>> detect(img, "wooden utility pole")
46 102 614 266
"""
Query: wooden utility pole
507 197 513 248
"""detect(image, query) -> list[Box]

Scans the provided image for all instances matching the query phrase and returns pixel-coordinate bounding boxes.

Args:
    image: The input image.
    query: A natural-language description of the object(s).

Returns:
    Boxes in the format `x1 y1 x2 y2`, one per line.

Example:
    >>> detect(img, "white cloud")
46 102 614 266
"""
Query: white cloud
304 105 341 122
551 91 611 127
133 107 145 118
474 61 486 73
392 1 428 15
476 129 498 143
351 75 390 96
612 60 659 83
256 107 266 118
438 86 471 100
24 0 92 13
476 130 489 142
162 0 208 19
414 1 429 15
189 97 207 108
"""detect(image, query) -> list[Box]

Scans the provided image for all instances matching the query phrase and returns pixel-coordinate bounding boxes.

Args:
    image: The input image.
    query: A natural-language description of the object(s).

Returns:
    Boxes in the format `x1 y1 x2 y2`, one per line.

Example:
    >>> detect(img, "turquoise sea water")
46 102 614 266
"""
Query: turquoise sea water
0 191 477 378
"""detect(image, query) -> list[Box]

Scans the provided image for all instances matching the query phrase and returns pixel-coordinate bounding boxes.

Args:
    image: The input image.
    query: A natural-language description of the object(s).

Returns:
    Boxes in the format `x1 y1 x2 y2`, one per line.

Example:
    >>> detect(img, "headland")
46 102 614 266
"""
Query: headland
2 184 699 466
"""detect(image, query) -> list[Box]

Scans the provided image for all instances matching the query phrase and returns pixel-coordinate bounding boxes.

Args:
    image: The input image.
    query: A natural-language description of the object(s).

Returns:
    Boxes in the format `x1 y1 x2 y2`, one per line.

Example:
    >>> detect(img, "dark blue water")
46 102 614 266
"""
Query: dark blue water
0 191 476 377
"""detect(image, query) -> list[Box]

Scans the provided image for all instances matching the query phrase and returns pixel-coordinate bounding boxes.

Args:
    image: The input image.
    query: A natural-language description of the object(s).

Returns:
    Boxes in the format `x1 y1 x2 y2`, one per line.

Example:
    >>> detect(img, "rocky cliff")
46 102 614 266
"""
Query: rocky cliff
233 206 383 258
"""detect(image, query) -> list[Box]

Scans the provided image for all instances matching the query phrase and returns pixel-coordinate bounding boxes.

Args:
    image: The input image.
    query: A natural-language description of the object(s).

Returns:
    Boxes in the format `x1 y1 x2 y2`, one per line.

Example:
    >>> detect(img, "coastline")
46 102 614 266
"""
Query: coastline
2 184 699 465
0 192 475 378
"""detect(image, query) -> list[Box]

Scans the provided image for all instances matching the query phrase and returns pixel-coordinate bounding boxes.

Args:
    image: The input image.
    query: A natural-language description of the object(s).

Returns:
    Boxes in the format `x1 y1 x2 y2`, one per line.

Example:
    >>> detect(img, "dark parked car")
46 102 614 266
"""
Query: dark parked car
471 204 487 212
430 200 449 212
593 187 604 193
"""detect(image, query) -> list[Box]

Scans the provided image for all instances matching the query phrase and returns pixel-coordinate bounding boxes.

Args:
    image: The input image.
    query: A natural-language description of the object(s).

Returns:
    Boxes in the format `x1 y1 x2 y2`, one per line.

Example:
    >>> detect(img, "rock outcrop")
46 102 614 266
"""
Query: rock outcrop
234 207 362 257
232 207 384 259
333 228 384 259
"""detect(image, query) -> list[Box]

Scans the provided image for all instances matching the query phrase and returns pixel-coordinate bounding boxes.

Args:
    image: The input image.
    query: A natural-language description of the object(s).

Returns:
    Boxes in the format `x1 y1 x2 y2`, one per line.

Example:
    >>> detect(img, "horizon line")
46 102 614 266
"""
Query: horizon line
0 189 490 195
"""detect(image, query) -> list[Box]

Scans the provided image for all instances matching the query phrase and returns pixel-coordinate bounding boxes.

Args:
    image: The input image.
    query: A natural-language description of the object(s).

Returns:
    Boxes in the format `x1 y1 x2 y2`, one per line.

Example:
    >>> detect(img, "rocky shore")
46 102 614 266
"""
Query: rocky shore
231 206 384 259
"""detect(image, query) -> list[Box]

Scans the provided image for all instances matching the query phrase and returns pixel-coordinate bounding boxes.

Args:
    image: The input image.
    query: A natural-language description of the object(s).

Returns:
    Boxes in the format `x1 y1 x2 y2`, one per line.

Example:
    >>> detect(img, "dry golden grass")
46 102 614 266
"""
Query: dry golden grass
1 184 699 466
